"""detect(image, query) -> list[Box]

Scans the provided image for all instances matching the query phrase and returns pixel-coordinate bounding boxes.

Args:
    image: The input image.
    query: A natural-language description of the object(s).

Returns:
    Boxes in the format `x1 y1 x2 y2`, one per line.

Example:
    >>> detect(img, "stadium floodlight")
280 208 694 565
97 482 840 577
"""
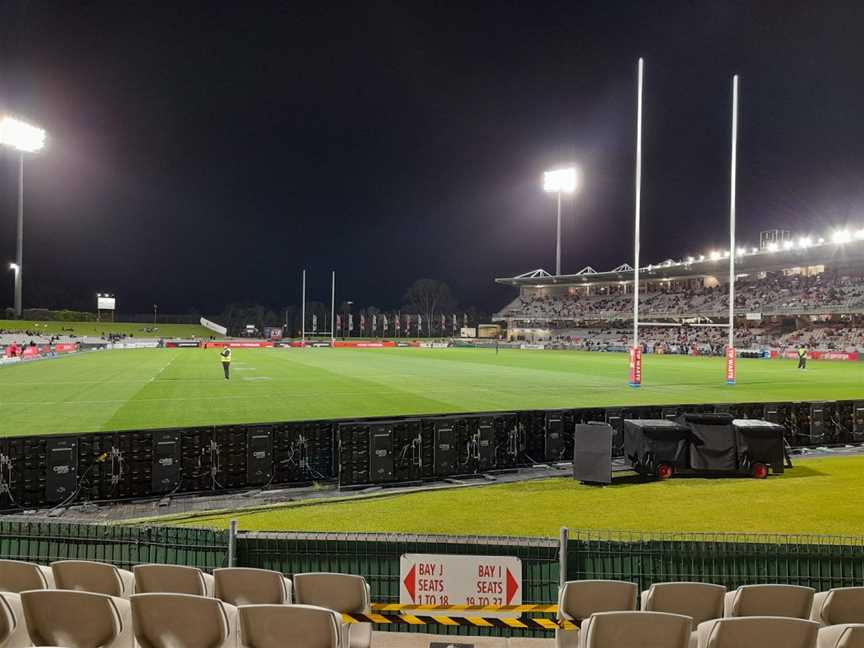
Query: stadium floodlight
767 242 779 252
686 256 695 264
798 237 812 249
698 254 705 261
736 247 746 256
855 229 864 240
751 247 758 253
1 114 47 318
543 166 579 276
783 240 794 250
8 263 17 271
710 250 721 261
817 237 825 245
832 229 852 245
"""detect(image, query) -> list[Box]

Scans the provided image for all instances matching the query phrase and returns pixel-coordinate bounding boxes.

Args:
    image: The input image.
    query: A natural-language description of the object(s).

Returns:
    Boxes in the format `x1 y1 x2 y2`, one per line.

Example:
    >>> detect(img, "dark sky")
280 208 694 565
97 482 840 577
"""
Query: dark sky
1 1 863 316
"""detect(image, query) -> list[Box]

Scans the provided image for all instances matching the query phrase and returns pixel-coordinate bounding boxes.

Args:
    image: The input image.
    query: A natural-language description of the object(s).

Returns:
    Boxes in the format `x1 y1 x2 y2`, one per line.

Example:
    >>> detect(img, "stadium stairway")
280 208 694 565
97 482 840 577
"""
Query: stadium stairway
370 632 552 647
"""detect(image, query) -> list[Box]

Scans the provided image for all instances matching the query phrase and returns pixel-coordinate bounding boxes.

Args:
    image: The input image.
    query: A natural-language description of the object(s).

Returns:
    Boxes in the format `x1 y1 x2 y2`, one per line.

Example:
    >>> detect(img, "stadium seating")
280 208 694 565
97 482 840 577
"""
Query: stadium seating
555 580 639 647
51 560 135 598
0 559 54 592
238 604 343 648
292 573 371 648
724 584 815 619
818 624 864 648
811 588 864 626
579 611 692 648
0 593 29 648
640 582 727 625
129 593 237 648
213 567 293 606
696 616 819 647
20 589 133 648
132 564 214 596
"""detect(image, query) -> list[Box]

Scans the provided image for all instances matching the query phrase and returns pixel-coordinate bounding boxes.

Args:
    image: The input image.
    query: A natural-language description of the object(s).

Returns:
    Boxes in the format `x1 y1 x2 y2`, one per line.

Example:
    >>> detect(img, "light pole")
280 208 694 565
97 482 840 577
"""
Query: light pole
153 304 158 327
0 115 47 317
8 263 18 310
542 167 578 276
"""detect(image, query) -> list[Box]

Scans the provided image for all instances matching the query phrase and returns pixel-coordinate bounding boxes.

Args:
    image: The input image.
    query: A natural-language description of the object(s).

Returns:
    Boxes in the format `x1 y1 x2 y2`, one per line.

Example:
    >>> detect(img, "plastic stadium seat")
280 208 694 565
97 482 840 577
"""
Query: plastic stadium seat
724 584 815 619
292 573 371 648
213 567 292 606
580 611 692 648
133 564 214 596
641 582 727 626
20 589 133 648
696 616 818 648
130 593 237 648
238 604 342 648
51 560 135 598
811 588 864 626
0 593 30 648
555 580 639 648
0 559 55 591
818 624 864 648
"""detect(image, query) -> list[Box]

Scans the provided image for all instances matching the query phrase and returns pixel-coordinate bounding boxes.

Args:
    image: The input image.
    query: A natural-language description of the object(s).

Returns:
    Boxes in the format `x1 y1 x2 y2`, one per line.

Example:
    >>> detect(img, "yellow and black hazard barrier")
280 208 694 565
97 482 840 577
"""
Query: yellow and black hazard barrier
370 603 559 614
343 610 576 631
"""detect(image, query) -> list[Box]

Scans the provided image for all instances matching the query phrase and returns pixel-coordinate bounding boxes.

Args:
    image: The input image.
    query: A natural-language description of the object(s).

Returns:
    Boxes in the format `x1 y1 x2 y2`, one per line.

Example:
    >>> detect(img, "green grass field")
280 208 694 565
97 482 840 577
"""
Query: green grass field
0 319 214 338
0 347 862 436
172 455 864 537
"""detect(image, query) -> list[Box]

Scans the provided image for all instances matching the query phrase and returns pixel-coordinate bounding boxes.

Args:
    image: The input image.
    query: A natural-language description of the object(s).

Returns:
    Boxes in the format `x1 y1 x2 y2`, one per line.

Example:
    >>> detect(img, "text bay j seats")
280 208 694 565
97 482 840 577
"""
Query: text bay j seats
0 560 54 592
238 604 342 648
129 593 237 648
133 564 215 596
50 560 135 598
20 589 133 648
213 567 292 606
555 580 639 648
293 573 371 648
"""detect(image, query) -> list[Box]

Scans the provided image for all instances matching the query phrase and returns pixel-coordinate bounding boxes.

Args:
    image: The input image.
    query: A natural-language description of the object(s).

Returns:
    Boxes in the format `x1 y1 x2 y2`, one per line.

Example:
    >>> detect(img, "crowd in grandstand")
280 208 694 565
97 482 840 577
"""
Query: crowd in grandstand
499 272 864 320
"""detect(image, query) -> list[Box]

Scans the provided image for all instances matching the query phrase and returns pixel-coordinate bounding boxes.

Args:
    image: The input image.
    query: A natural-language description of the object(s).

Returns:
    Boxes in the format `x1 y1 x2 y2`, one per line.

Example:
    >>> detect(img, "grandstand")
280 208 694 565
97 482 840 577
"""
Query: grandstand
494 230 864 354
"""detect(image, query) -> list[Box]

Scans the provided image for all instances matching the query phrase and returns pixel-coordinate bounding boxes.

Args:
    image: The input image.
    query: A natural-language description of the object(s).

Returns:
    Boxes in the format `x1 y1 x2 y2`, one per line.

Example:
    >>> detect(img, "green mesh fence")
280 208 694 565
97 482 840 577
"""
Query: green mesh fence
0 520 229 571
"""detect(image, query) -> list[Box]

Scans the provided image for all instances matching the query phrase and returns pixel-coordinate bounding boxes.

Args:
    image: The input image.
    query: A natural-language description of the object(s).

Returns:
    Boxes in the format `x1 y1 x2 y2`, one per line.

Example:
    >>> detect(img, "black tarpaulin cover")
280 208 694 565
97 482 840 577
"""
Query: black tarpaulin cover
733 419 786 472
679 413 738 471
623 419 691 468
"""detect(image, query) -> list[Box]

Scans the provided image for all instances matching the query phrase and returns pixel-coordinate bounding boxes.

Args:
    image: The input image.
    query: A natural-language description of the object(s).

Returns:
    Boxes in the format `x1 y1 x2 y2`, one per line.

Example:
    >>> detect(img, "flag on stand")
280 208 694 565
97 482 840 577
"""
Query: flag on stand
452 313 457 333
372 314 377 337
336 314 342 334
312 314 318 333
382 314 388 335
360 314 366 335
395 314 401 336
348 313 354 333
440 313 445 335
417 314 422 336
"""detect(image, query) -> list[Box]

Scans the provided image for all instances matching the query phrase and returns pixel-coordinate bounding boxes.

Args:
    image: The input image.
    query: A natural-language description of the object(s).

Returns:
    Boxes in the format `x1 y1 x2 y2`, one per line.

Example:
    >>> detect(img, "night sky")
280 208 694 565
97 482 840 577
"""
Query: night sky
1 1 863 316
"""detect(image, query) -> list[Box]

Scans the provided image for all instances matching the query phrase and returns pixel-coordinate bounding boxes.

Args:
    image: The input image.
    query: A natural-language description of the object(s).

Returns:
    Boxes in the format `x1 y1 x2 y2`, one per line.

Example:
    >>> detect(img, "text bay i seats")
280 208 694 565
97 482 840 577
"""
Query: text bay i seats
133 564 215 596
238 604 343 648
817 624 864 648
0 592 29 648
555 580 639 648
130 593 237 648
213 567 292 606
696 617 819 648
50 560 135 598
293 573 372 648
811 587 864 627
724 584 816 619
20 589 134 648
579 611 693 648
0 560 55 592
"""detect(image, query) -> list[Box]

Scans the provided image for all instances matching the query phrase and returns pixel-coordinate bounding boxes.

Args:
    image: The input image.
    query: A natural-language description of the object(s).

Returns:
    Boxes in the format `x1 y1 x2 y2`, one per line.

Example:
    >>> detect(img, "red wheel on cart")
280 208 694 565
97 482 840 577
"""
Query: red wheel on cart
657 464 673 480
752 462 768 479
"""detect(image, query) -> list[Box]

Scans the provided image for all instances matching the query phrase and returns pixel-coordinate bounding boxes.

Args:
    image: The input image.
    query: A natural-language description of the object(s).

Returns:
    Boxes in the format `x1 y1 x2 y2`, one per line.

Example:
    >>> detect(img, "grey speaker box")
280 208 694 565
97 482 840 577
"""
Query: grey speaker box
573 423 613 484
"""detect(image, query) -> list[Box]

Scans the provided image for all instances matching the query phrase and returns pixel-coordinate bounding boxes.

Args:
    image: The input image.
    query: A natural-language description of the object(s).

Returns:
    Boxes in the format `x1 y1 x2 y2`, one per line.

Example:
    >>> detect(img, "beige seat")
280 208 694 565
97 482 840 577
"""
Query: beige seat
555 580 639 648
293 573 371 648
213 568 292 606
818 624 864 648
133 564 214 596
51 560 135 598
724 584 815 619
811 588 864 626
20 589 133 648
0 559 54 591
130 593 237 648
0 593 30 648
696 616 818 648
641 582 726 625
238 604 342 648
580 611 692 647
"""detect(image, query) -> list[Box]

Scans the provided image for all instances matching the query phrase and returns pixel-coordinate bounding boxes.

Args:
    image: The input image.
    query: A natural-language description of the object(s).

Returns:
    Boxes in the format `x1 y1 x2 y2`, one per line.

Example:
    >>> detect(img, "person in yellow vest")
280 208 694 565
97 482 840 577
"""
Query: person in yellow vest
220 346 232 379
797 345 807 371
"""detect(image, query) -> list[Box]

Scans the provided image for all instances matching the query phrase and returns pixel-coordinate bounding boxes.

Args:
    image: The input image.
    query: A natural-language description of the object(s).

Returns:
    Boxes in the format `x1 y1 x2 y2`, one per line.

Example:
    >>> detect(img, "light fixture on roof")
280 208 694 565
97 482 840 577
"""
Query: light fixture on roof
798 236 812 249
783 240 794 250
686 256 695 263
751 247 758 254
736 247 746 256
855 228 864 240
767 242 779 252
698 254 705 261
710 250 721 261
817 237 825 245
832 229 852 244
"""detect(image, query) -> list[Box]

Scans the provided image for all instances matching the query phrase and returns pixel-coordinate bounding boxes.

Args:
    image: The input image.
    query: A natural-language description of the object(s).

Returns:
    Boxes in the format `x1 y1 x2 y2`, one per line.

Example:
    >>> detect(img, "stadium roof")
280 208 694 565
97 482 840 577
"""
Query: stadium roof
495 237 864 288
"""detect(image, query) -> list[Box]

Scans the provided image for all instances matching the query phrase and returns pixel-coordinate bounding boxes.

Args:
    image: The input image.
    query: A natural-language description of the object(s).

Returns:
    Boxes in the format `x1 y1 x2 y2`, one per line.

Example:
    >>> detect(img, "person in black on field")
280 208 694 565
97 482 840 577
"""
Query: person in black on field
221 347 232 379
797 345 808 370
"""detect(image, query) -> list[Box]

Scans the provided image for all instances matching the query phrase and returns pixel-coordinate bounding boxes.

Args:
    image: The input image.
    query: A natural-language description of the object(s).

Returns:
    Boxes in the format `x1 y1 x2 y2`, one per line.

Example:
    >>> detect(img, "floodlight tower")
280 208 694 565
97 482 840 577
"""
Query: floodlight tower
0 115 47 317
542 167 578 276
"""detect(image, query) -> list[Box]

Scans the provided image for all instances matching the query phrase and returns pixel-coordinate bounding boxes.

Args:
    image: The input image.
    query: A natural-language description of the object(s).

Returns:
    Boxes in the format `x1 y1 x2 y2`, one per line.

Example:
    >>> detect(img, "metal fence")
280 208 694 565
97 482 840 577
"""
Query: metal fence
239 531 560 637
0 520 229 571
567 529 864 592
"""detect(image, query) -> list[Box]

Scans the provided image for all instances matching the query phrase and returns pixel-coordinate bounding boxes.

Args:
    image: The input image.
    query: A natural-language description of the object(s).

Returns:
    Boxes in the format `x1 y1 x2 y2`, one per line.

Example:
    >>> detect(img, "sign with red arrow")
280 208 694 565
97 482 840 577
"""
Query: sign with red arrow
399 554 522 617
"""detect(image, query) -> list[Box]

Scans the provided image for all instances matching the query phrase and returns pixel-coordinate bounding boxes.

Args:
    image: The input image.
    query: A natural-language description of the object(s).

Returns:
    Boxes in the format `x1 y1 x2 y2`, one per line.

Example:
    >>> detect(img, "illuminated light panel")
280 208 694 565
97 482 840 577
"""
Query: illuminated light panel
542 167 578 194
0 116 46 153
